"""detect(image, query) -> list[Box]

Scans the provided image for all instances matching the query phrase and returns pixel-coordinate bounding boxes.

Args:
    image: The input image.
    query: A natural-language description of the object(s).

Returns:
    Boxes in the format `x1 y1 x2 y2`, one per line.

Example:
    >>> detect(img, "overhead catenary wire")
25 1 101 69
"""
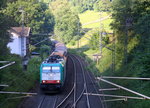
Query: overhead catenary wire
97 78 150 100
33 37 50 46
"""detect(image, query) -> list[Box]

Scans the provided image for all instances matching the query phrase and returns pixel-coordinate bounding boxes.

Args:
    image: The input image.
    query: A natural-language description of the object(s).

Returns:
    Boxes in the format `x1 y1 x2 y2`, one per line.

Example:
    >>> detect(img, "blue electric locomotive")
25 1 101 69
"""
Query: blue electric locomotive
40 41 67 92
40 56 66 92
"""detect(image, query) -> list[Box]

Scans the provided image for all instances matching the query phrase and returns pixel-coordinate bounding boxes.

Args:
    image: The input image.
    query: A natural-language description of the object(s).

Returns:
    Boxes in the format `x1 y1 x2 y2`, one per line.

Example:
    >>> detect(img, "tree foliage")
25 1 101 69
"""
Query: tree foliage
42 0 100 13
0 14 11 58
0 0 14 58
2 0 54 47
107 0 150 107
94 0 112 12
3 0 54 33
50 0 80 44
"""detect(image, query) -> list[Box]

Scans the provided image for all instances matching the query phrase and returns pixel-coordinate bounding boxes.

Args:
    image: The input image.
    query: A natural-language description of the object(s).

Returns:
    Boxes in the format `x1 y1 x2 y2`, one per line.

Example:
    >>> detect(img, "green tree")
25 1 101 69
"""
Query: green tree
89 30 109 50
133 0 150 50
89 32 99 50
3 0 54 46
3 0 54 33
111 0 134 63
51 0 80 43
0 0 13 58
108 1 150 107
94 0 112 12
69 0 98 13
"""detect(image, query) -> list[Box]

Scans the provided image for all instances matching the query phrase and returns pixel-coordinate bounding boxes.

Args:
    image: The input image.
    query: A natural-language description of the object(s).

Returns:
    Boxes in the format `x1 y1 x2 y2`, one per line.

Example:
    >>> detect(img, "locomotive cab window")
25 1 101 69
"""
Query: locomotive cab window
42 66 60 73
52 67 60 73
42 67 51 72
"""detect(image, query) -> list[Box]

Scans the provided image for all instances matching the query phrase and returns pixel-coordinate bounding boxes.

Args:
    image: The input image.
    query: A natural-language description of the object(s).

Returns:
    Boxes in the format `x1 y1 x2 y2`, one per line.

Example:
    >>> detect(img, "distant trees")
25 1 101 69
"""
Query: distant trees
89 32 99 50
3 0 54 33
69 0 98 13
50 0 80 44
42 0 101 13
89 30 109 50
94 0 112 12
2 0 54 49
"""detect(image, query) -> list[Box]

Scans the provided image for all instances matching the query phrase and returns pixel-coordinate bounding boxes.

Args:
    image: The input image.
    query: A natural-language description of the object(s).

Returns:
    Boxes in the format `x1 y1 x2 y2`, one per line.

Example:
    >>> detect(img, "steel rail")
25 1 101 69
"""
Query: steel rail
38 95 58 108
52 96 58 108
73 55 90 108
38 96 46 108
69 55 89 108
71 83 86 108
56 55 76 108
79 56 105 108
56 84 75 108
70 55 86 108
73 55 77 108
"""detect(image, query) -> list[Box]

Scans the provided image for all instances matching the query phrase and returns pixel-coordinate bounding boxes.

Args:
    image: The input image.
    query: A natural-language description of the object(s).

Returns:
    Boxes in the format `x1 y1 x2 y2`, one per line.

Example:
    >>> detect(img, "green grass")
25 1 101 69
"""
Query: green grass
67 10 113 48
79 10 113 31
79 10 108 24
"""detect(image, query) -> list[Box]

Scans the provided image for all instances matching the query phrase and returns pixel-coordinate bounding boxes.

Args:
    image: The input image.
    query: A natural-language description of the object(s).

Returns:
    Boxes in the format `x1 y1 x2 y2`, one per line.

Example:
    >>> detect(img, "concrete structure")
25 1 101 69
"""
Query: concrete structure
7 27 30 57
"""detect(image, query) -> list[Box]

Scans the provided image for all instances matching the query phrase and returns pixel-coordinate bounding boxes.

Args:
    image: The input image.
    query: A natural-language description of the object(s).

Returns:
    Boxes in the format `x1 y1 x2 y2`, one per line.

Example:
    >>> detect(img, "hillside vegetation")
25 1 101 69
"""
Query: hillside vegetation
0 0 150 108
79 10 112 31
71 0 150 108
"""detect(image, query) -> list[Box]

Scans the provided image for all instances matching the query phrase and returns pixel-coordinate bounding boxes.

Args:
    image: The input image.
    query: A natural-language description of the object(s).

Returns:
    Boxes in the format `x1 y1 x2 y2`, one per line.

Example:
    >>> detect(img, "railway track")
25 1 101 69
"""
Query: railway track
20 54 104 108
56 54 94 108
55 55 77 108
38 95 58 108
78 56 106 108
71 55 90 108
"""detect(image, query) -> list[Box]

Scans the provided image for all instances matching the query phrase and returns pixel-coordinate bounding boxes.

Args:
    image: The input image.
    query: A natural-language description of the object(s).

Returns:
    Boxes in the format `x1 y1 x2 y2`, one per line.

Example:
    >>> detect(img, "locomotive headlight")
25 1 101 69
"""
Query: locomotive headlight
42 80 46 83
57 80 60 83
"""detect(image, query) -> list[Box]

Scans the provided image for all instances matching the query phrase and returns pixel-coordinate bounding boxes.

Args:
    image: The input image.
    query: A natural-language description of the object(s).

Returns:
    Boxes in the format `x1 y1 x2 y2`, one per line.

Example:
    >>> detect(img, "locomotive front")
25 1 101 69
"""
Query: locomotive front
40 62 64 92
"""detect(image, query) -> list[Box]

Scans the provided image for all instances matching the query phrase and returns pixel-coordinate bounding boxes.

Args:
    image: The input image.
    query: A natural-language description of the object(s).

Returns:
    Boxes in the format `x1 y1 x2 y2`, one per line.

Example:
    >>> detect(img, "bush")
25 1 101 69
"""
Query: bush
0 55 41 108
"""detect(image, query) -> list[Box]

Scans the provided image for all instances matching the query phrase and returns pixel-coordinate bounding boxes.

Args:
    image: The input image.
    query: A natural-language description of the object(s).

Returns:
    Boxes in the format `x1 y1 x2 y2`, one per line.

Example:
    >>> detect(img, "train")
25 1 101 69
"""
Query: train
40 40 67 92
